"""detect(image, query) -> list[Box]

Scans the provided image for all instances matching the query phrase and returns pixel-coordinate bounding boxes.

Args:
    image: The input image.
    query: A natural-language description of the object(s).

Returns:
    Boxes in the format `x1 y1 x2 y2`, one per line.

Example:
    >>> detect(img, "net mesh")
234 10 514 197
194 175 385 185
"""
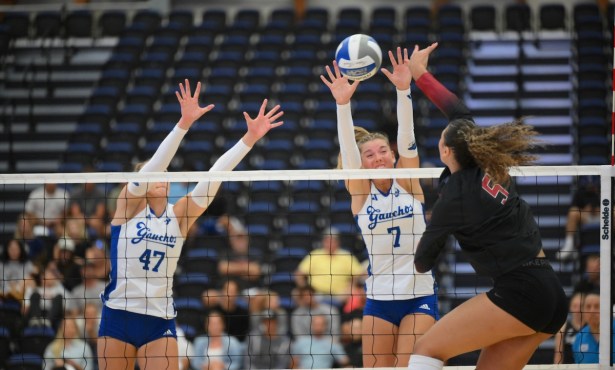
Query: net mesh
0 166 610 369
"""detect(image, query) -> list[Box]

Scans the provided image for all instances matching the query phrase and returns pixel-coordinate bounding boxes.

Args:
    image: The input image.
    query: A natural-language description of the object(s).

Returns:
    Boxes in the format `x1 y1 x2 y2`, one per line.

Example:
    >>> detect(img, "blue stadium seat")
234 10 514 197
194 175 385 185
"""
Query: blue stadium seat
505 3 531 32
184 35 214 54
202 9 227 28
175 51 208 71
247 50 279 68
233 9 260 29
115 35 146 55
99 68 130 89
211 50 244 69
99 10 126 37
174 297 206 333
183 247 219 270
470 5 496 31
96 161 125 172
169 9 194 30
6 353 43 370
372 6 395 22
18 326 55 356
540 4 566 30
125 85 157 106
174 273 211 298
149 35 180 54
438 3 463 20
132 9 162 32
2 12 30 38
269 8 295 27
34 11 61 38
66 10 93 37
304 7 329 25
255 34 286 52
271 247 308 273
90 86 122 106
268 272 297 308
219 34 251 53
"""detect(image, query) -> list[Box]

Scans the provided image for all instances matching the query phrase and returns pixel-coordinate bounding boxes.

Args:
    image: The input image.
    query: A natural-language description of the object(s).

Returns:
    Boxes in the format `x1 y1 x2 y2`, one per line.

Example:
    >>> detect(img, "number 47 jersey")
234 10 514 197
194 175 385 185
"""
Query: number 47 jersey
356 179 436 301
103 204 184 319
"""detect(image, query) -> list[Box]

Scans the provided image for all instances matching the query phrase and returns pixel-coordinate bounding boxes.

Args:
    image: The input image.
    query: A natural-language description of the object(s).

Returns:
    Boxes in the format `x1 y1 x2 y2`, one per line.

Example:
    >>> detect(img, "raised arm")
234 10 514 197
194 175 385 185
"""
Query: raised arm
112 79 214 224
382 47 424 200
320 60 362 170
410 43 473 122
175 99 284 232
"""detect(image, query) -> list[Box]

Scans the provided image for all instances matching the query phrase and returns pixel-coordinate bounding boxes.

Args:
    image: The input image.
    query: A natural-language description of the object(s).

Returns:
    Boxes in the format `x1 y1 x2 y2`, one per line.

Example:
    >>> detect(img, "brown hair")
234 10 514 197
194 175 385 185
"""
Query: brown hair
444 118 539 185
336 127 390 169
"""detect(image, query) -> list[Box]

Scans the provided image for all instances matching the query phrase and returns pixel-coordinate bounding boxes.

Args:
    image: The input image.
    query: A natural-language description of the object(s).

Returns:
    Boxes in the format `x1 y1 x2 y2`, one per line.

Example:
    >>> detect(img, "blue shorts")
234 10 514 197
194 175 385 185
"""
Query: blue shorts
98 305 177 348
363 295 439 326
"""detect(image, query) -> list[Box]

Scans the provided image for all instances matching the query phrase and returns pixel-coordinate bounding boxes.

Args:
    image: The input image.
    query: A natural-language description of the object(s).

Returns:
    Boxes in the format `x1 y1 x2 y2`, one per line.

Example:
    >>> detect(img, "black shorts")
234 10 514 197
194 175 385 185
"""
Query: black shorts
486 258 567 334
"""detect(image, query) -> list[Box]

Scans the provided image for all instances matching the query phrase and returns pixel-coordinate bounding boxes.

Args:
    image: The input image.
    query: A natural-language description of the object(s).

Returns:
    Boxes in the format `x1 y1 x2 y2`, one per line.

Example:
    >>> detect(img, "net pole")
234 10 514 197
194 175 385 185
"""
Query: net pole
598 166 614 367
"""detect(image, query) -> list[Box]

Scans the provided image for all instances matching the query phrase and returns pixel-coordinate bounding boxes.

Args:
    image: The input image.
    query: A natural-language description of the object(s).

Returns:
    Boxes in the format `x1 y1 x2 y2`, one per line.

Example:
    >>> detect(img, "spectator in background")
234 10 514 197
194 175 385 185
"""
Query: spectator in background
52 238 83 292
23 261 68 330
60 217 92 259
572 289 615 363
80 302 101 365
23 183 69 238
554 291 584 364
43 317 94 370
201 288 221 314
69 173 108 239
0 238 35 301
574 252 600 294
291 285 340 338
176 324 195 370
218 217 262 291
191 310 244 370
559 177 600 261
66 258 106 316
340 316 363 368
84 240 109 281
291 315 349 369
244 309 292 369
295 229 364 307
248 289 288 336
213 279 250 342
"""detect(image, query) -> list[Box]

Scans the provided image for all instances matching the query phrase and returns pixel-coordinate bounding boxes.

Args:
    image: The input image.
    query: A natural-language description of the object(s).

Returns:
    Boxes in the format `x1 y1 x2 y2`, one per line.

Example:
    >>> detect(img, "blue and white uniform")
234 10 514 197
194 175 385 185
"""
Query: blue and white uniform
356 180 435 301
103 204 184 319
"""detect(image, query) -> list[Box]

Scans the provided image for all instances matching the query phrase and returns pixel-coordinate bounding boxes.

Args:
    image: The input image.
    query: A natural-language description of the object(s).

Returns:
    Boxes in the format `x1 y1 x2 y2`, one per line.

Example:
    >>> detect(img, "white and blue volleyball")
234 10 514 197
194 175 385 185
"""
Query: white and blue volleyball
335 34 382 81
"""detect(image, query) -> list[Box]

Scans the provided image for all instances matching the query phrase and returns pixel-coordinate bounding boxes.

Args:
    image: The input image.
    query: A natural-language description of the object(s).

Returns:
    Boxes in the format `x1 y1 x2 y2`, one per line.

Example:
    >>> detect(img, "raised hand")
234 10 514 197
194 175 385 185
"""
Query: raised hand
408 42 438 81
175 79 215 129
320 60 360 105
242 99 284 146
381 47 411 90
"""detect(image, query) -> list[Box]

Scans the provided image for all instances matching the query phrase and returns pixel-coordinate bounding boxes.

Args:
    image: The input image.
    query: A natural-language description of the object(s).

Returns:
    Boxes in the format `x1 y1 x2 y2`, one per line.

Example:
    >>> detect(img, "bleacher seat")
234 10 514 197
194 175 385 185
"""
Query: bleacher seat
271 247 308 273
34 11 61 38
174 273 211 298
174 297 206 334
539 4 566 30
99 10 126 37
169 9 194 30
470 5 496 31
5 353 43 370
505 3 531 32
66 10 93 38
132 9 162 33
2 12 30 38
18 325 55 356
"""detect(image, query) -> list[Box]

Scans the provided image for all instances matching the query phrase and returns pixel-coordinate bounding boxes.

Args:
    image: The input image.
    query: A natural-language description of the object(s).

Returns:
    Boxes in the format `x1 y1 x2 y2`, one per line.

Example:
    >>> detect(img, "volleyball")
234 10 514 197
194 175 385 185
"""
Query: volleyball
335 34 383 81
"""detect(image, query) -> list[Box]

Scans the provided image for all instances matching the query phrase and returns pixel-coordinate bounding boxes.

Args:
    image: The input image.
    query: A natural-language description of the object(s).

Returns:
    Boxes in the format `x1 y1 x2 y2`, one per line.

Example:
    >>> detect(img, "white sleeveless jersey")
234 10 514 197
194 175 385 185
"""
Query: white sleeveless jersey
103 204 184 318
356 180 435 300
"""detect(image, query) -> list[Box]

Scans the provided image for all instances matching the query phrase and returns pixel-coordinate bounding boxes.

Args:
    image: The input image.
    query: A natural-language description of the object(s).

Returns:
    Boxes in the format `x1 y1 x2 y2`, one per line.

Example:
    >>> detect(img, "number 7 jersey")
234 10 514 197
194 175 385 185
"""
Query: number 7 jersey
356 180 436 300
103 204 184 318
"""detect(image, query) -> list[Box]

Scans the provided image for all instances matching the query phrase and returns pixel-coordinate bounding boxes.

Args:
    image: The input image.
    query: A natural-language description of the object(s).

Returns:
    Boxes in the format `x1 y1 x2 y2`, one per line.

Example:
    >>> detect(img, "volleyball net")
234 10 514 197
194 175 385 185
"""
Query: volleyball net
0 165 612 369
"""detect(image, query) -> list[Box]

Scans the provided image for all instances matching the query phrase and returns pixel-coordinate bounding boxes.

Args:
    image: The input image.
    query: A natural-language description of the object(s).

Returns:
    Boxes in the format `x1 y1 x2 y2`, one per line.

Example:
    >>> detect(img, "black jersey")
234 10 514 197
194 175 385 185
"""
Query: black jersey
415 166 542 277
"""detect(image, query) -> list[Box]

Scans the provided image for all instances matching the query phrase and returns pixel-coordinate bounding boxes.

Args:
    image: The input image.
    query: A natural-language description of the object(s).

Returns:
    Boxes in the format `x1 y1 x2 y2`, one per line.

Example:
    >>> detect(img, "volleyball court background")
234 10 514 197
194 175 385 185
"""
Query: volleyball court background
0 0 613 369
